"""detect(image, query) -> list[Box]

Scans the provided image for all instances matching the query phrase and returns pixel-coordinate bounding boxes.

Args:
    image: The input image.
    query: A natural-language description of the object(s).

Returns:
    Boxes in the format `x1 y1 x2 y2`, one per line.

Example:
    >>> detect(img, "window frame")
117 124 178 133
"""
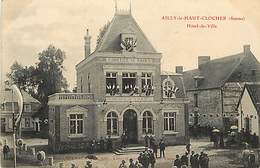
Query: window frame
141 72 153 94
122 72 137 94
69 114 84 135
142 111 153 134
163 112 177 132
106 112 119 136
106 72 118 95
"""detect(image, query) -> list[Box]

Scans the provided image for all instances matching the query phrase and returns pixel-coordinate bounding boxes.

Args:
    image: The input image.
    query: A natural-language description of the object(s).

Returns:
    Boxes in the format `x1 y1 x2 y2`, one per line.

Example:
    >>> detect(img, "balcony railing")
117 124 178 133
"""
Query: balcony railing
48 93 94 105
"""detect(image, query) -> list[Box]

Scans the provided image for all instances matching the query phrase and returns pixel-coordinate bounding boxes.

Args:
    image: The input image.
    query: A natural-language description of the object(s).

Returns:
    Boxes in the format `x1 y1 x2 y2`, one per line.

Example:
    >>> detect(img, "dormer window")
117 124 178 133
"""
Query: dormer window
120 33 137 52
193 75 204 88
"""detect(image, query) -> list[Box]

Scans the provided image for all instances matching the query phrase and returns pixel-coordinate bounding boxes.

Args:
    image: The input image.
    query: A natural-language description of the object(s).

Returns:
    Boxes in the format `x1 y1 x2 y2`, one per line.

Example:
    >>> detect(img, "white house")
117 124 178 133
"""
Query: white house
237 83 260 137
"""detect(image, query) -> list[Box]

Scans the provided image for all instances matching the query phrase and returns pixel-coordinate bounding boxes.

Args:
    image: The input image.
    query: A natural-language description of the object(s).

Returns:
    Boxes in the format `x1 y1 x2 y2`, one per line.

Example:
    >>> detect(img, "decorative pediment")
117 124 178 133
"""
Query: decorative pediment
66 105 88 117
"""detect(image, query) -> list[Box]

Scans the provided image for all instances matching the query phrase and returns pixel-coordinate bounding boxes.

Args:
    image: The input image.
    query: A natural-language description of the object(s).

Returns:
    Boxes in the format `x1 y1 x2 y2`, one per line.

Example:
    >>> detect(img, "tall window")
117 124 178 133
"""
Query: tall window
107 112 118 136
106 72 118 95
69 114 83 135
142 111 153 134
141 73 153 95
122 72 137 94
164 112 176 131
194 94 198 107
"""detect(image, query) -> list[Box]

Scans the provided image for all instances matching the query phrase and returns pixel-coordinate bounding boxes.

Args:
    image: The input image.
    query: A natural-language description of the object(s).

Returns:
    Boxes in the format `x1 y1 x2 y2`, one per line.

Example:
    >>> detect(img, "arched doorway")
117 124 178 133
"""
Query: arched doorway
123 109 138 144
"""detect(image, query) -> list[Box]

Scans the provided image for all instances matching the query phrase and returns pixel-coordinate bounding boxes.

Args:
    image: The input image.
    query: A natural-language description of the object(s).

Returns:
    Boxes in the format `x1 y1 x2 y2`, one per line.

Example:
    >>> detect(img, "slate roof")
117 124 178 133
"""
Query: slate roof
96 13 157 53
183 51 260 91
0 89 40 104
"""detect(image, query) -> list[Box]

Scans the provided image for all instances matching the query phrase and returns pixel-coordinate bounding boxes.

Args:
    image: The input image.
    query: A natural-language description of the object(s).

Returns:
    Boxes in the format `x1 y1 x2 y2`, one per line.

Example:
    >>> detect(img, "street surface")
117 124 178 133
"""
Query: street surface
0 137 244 168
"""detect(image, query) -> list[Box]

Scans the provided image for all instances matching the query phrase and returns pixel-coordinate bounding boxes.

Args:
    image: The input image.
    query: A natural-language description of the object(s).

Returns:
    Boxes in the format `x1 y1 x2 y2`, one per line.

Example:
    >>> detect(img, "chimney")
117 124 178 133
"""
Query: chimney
176 66 183 73
198 56 210 68
84 29 91 58
243 44 251 55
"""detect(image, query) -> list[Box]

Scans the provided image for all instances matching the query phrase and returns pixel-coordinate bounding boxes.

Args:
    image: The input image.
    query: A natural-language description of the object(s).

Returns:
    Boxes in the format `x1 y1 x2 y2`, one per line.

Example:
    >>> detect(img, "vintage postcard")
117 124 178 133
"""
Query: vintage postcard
1 0 260 167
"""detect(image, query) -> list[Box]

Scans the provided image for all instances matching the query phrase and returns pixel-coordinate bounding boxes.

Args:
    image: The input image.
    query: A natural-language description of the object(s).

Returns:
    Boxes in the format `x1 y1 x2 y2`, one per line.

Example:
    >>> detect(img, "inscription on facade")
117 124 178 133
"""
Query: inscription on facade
98 57 157 64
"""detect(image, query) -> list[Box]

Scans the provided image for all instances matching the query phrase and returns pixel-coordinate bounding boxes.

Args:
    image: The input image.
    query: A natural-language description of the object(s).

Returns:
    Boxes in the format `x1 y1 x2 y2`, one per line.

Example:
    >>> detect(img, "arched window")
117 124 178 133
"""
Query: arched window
142 111 153 134
107 112 118 136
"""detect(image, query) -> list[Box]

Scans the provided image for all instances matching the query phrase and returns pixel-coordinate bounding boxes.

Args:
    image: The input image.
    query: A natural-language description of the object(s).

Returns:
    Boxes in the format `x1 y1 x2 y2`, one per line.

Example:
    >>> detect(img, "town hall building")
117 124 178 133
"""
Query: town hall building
48 8 189 153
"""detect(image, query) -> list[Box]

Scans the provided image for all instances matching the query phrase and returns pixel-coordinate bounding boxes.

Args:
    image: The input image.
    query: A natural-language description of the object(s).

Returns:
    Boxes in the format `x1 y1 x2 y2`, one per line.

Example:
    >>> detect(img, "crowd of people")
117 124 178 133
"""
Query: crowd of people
237 128 259 148
87 136 113 154
116 143 210 168
173 151 209 168
242 145 257 168
143 133 166 158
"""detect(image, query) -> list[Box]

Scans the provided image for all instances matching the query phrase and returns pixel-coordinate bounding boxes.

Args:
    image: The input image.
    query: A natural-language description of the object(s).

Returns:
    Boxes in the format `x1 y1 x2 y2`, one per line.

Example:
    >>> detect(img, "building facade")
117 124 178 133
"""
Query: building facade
182 45 260 131
237 83 260 140
48 10 189 153
0 89 41 134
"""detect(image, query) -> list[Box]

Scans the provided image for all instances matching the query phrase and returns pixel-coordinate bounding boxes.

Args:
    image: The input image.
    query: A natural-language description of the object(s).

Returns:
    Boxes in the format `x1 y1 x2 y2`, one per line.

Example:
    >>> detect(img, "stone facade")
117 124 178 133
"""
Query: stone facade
183 45 260 131
187 89 223 128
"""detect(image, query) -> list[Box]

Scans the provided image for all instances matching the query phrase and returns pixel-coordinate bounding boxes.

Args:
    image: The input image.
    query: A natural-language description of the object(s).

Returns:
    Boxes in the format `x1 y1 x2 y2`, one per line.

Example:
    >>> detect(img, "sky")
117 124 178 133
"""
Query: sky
1 0 260 90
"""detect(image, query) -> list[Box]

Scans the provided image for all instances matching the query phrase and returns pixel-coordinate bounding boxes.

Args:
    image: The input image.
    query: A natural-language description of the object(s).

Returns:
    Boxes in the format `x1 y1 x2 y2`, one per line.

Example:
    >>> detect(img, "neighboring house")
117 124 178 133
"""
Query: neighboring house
0 89 41 133
182 45 260 131
237 83 260 138
48 8 189 153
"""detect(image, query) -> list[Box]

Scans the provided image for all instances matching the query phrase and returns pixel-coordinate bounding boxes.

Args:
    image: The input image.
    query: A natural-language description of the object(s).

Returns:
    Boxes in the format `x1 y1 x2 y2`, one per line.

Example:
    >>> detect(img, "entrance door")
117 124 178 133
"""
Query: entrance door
123 110 138 144
1 118 6 133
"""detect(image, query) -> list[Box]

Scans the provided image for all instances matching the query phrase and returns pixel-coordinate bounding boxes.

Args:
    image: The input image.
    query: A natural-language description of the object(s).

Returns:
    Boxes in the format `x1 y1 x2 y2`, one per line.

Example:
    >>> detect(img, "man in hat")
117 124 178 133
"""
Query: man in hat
173 155 181 168
190 151 196 168
85 160 92 168
180 152 189 166
129 158 135 168
248 150 256 168
119 160 127 168
159 139 166 158
106 135 113 152
99 137 105 152
149 150 156 168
